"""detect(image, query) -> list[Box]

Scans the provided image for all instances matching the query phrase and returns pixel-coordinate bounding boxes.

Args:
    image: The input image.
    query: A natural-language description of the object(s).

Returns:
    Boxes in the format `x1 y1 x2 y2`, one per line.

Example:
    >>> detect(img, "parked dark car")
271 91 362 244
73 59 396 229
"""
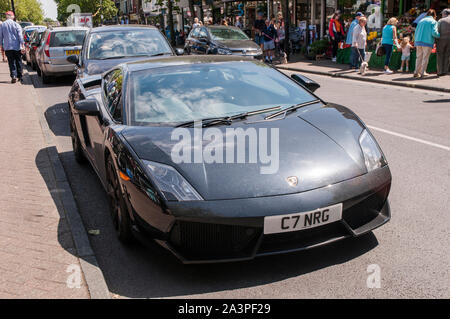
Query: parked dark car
68 55 391 264
24 27 46 68
185 25 262 58
66 25 181 79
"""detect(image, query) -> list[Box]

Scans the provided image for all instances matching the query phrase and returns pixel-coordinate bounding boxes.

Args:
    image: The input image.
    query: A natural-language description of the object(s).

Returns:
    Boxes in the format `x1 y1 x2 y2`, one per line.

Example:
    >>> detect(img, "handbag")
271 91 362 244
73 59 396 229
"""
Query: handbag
376 40 385 56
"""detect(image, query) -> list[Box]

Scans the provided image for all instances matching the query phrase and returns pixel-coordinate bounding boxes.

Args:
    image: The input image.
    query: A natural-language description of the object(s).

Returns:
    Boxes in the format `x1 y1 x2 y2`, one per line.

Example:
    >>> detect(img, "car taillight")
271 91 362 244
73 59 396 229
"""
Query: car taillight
44 33 51 57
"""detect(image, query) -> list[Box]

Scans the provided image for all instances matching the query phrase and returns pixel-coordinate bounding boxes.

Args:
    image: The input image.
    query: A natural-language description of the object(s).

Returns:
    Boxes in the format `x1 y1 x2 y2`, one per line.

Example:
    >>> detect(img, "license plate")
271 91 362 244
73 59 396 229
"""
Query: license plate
66 50 80 55
263 203 343 234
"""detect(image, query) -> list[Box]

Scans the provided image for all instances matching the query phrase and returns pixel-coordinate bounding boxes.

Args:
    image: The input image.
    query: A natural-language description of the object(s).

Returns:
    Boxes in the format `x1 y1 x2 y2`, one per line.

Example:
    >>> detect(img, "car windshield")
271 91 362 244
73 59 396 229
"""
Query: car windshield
209 28 249 40
87 29 172 60
129 61 316 125
50 30 86 47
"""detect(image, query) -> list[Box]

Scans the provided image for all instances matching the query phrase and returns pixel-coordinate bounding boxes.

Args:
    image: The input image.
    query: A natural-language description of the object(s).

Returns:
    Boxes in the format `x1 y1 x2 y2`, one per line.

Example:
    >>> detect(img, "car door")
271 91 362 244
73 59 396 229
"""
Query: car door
85 68 124 178
187 27 199 54
197 27 210 54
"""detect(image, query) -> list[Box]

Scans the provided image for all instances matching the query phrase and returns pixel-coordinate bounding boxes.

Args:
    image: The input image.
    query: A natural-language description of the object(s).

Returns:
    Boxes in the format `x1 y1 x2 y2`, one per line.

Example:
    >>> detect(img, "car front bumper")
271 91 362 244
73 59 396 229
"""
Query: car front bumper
131 165 392 264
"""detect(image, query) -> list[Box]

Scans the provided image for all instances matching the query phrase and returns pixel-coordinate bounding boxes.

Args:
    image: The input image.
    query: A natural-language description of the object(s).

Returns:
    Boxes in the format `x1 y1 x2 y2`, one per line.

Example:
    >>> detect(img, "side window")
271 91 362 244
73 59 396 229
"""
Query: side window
103 69 124 122
198 28 208 39
190 28 199 38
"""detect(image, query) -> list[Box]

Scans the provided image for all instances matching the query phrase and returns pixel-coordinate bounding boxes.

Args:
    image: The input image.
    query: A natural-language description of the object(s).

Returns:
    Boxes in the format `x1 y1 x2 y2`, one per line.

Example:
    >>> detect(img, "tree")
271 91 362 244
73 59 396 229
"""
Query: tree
153 0 180 47
0 0 44 24
56 0 118 25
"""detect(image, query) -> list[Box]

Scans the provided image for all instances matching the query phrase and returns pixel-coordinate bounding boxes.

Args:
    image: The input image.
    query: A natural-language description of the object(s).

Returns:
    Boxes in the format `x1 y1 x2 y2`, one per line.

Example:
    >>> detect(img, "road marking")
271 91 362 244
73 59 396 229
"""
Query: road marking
368 125 450 151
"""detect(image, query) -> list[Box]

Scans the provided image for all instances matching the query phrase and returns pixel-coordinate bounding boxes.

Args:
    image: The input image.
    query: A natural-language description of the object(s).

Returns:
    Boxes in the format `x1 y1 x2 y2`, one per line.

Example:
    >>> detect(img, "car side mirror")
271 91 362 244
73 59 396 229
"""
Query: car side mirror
175 48 184 55
73 99 100 116
67 54 79 65
291 74 320 92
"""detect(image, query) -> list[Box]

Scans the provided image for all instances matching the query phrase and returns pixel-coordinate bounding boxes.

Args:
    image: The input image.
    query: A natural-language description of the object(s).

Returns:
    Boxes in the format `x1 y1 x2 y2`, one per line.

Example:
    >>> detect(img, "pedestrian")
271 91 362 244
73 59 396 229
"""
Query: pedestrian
275 21 285 56
414 9 440 78
398 37 413 72
381 17 399 74
235 16 243 29
262 18 277 64
253 12 266 51
436 8 450 76
347 12 364 69
193 17 201 29
277 12 284 28
0 20 7 62
328 11 345 62
352 16 368 73
0 11 24 83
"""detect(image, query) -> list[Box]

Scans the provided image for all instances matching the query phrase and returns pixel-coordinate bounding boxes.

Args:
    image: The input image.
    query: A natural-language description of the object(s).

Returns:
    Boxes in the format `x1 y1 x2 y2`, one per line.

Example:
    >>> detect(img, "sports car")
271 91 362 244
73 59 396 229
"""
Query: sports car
68 55 391 263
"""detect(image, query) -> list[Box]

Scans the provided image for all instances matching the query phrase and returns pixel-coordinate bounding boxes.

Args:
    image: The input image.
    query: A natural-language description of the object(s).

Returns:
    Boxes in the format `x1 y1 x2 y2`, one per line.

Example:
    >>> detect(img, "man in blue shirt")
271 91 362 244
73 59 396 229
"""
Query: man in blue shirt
0 11 25 83
347 12 364 69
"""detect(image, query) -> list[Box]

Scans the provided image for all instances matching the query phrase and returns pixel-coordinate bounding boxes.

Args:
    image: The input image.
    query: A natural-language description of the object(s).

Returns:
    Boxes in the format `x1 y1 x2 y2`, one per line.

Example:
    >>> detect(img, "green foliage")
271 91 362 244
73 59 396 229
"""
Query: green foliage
56 0 118 25
0 0 44 24
309 39 330 55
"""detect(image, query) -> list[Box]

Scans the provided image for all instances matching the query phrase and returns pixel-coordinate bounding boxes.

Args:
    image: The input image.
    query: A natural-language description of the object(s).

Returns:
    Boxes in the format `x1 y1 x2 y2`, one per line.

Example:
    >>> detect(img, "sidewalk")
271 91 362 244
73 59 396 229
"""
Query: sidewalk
277 58 450 93
0 62 98 298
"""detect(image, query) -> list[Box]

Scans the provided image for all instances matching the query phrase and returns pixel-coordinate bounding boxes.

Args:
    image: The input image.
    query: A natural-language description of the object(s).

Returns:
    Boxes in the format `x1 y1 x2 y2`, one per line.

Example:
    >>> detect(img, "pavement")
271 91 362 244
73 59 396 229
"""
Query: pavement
0 61 109 298
25 63 450 298
276 58 450 93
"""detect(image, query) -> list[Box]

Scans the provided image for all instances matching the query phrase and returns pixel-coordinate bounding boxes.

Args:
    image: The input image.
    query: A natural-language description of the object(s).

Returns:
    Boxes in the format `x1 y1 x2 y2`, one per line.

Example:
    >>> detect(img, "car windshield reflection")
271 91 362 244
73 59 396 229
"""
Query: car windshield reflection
129 61 316 125
87 30 172 60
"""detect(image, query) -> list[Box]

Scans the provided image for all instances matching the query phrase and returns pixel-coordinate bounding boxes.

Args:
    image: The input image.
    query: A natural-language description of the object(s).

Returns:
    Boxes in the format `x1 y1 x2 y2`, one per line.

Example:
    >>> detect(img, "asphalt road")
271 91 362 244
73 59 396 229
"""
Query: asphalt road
29 67 450 298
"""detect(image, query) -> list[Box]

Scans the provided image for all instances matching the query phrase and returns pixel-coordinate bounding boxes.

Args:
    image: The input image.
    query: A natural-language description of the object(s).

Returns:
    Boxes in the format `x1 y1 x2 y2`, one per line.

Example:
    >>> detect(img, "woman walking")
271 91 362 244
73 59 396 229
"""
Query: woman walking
329 11 345 62
414 9 440 78
381 18 399 74
352 17 368 73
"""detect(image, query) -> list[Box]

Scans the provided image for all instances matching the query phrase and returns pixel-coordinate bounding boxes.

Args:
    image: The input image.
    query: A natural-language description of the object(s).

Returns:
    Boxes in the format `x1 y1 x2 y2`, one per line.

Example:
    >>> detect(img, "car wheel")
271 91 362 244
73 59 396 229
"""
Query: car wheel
42 73 51 84
70 115 86 164
106 157 134 244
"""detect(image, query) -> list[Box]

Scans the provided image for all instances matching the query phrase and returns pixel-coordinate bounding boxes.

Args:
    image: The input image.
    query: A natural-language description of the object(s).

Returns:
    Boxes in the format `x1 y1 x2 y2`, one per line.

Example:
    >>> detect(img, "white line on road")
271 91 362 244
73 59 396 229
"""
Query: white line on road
368 125 450 151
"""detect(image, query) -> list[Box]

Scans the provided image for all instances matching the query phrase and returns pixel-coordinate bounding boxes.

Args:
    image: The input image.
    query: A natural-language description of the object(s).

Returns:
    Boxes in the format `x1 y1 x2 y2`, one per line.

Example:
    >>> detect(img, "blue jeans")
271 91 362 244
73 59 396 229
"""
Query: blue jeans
383 44 393 67
5 50 23 79
351 47 365 68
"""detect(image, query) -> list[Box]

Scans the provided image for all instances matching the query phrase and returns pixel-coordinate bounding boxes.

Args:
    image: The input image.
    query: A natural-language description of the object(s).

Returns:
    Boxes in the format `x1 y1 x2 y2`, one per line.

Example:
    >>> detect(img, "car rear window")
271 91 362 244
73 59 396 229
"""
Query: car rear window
50 30 86 47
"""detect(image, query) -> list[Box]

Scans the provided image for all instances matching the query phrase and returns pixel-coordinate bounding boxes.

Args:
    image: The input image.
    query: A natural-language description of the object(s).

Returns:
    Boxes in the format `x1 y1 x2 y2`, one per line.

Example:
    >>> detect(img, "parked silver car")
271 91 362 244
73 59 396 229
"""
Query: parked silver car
36 26 88 83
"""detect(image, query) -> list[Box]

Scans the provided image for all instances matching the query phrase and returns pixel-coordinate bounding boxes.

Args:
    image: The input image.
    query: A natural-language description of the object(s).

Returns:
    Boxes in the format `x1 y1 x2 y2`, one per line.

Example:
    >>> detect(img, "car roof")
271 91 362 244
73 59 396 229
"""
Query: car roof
89 24 158 33
206 25 241 30
124 55 257 72
48 26 89 32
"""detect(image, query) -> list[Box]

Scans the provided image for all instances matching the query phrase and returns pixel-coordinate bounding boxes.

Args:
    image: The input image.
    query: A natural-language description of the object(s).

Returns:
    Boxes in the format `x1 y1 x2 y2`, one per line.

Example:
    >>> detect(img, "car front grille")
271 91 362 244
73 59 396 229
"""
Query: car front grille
169 221 261 260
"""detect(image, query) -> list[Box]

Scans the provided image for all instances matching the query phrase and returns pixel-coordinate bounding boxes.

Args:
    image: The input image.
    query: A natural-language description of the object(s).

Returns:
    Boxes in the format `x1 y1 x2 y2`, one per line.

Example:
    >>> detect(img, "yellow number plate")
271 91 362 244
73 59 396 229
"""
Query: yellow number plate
66 50 80 55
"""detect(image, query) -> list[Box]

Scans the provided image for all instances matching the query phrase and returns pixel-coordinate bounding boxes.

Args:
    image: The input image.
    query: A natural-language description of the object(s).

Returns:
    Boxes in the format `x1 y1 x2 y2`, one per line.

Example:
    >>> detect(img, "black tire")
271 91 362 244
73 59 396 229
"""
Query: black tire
42 72 51 84
106 157 134 244
70 115 86 164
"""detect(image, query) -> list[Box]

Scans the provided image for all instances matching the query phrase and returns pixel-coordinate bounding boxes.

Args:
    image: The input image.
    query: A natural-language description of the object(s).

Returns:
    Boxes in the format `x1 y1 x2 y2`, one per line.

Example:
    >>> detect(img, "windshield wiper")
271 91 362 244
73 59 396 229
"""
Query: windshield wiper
264 99 321 120
98 53 168 60
149 52 173 57
176 106 282 128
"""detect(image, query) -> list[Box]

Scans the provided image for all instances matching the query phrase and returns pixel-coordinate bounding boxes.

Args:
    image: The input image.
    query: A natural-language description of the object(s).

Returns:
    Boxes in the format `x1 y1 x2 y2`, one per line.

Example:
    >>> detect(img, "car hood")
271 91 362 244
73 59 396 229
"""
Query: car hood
122 103 368 200
214 39 261 51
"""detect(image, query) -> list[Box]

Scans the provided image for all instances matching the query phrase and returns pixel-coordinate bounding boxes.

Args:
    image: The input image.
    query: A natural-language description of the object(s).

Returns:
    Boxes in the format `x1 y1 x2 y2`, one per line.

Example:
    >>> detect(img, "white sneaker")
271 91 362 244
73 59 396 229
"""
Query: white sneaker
385 69 393 74
332 57 336 62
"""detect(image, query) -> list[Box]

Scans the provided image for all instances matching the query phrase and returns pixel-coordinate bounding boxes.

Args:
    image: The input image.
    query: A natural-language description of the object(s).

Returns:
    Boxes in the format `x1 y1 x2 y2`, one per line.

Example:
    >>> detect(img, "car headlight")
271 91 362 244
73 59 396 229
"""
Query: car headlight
217 47 232 55
143 160 203 201
359 129 387 172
